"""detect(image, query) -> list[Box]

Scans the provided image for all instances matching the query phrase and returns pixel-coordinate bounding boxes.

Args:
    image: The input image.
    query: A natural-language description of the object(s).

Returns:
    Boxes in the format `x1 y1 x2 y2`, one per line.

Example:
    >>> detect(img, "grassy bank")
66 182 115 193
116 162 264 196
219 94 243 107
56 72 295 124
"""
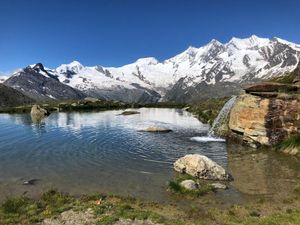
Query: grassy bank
187 97 229 125
1 188 300 225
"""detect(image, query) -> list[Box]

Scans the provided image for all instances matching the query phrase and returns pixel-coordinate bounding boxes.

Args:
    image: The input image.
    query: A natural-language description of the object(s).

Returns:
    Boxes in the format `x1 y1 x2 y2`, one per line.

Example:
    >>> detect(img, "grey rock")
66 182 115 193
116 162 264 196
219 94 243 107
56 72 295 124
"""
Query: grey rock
114 218 162 225
180 180 198 190
211 182 228 189
30 104 50 123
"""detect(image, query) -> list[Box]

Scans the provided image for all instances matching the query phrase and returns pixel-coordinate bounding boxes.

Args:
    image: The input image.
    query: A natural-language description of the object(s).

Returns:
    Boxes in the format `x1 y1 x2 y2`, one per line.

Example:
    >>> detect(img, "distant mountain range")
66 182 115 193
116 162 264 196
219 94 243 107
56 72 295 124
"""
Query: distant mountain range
2 35 300 103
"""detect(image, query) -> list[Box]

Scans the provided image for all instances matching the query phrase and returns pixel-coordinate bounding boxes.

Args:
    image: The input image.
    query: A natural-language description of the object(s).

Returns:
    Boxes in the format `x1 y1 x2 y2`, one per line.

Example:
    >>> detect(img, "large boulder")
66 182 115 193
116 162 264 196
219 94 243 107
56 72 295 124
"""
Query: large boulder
30 104 50 122
229 93 300 147
174 154 233 181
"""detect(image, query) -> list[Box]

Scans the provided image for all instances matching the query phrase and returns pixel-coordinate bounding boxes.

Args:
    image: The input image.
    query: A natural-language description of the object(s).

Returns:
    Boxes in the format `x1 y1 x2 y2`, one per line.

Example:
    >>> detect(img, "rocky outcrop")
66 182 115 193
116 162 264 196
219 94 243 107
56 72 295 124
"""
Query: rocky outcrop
244 82 298 93
30 104 50 122
174 154 233 181
229 85 300 147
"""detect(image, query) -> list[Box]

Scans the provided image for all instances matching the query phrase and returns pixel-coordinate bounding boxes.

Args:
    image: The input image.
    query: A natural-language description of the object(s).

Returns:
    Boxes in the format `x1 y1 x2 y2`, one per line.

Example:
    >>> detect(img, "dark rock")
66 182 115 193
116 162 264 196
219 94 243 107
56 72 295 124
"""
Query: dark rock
23 179 39 185
120 111 140 116
244 82 298 93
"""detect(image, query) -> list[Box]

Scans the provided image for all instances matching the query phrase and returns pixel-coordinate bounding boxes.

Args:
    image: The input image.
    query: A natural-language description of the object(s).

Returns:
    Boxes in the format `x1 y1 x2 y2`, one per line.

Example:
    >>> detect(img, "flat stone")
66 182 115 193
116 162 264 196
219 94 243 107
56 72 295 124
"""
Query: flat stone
211 182 227 189
120 111 140 116
139 127 172 133
114 218 162 225
244 82 298 93
248 92 278 98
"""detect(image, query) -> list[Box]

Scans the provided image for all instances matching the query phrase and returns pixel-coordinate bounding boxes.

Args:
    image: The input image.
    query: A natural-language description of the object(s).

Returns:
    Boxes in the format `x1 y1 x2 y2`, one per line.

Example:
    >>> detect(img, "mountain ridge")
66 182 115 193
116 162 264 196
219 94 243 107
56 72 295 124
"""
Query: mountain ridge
3 35 300 103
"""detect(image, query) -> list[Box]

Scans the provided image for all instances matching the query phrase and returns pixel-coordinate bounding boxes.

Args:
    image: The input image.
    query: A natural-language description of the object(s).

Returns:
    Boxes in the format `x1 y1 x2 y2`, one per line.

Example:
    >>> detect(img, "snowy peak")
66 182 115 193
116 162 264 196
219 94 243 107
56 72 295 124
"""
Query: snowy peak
227 35 270 50
56 61 84 74
0 76 8 83
3 35 300 104
135 57 159 65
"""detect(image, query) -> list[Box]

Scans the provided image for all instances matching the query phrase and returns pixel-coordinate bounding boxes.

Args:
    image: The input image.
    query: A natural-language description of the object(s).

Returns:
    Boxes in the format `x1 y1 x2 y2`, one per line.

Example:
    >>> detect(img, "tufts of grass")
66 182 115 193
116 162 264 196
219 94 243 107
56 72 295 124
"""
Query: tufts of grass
294 185 300 195
268 72 296 84
167 175 214 198
40 189 74 216
1 197 30 214
276 133 300 155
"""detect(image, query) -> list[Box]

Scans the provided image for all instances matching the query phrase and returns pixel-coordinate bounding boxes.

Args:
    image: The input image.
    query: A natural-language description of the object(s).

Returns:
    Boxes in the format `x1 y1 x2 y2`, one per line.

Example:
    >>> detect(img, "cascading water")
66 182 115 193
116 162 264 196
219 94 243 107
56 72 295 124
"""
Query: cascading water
190 95 237 142
208 95 237 137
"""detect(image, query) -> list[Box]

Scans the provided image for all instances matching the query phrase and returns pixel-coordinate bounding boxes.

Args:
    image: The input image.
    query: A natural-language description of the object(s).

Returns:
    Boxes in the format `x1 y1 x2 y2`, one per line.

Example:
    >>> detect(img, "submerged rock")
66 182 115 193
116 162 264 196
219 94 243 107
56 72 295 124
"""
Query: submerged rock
23 179 39 185
174 154 233 181
179 180 198 190
211 182 227 189
139 127 172 133
30 104 50 122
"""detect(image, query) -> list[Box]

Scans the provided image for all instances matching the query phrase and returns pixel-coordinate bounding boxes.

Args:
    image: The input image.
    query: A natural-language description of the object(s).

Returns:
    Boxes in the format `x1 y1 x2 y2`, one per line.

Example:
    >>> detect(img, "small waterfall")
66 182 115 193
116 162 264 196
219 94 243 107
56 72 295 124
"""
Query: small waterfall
208 96 237 137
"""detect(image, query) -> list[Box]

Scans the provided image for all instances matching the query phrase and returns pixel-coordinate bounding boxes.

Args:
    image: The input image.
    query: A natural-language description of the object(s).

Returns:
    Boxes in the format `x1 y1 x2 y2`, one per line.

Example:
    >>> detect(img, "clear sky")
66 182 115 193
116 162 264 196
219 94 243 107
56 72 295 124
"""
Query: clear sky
0 0 299 73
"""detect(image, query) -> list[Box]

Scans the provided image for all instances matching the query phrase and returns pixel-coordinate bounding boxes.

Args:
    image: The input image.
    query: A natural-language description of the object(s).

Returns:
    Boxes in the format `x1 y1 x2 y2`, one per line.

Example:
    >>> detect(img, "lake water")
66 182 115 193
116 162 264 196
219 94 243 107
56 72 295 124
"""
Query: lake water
0 108 299 204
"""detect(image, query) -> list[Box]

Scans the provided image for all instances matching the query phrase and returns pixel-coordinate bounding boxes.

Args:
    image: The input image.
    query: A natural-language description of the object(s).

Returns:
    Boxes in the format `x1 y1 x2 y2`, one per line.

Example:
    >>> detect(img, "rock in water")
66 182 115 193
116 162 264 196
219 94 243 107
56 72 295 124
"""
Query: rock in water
139 127 172 133
180 180 198 190
120 111 140 116
30 104 50 122
174 154 233 181
211 182 228 189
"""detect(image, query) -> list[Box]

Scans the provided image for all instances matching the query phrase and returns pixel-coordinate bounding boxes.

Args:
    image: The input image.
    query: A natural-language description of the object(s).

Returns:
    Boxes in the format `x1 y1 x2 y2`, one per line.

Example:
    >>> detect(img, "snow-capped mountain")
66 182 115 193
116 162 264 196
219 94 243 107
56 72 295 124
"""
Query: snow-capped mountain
4 63 86 101
0 76 8 83
4 35 300 103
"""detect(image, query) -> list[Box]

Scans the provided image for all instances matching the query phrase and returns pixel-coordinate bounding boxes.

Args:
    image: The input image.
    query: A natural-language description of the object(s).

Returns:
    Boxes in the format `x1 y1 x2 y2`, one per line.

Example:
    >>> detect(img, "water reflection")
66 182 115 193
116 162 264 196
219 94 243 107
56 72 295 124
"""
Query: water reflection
0 109 299 204
228 143 300 198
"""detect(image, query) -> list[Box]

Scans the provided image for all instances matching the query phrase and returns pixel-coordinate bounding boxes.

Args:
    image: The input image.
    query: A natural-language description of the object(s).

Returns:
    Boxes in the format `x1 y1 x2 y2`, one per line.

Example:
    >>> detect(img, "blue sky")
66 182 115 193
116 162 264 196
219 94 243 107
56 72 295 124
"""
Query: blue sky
0 0 299 73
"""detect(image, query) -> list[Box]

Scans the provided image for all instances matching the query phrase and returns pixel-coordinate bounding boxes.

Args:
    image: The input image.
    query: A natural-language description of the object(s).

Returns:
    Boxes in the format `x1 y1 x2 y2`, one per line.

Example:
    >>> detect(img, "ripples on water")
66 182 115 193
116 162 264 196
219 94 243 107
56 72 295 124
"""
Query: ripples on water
0 108 299 203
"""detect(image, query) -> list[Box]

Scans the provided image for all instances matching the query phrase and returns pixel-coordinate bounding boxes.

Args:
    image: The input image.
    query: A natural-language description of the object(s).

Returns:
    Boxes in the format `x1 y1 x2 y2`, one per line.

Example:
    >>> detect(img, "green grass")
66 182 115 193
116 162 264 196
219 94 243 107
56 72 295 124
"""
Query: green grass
167 174 215 198
1 189 300 225
187 97 229 125
294 185 300 194
268 72 296 84
276 133 300 155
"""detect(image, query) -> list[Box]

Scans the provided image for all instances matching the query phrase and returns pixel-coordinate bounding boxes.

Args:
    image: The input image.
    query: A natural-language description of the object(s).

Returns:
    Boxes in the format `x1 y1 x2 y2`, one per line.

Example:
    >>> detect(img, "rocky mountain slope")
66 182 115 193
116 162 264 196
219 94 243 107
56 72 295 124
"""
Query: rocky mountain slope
4 35 300 103
0 84 34 108
4 64 86 102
